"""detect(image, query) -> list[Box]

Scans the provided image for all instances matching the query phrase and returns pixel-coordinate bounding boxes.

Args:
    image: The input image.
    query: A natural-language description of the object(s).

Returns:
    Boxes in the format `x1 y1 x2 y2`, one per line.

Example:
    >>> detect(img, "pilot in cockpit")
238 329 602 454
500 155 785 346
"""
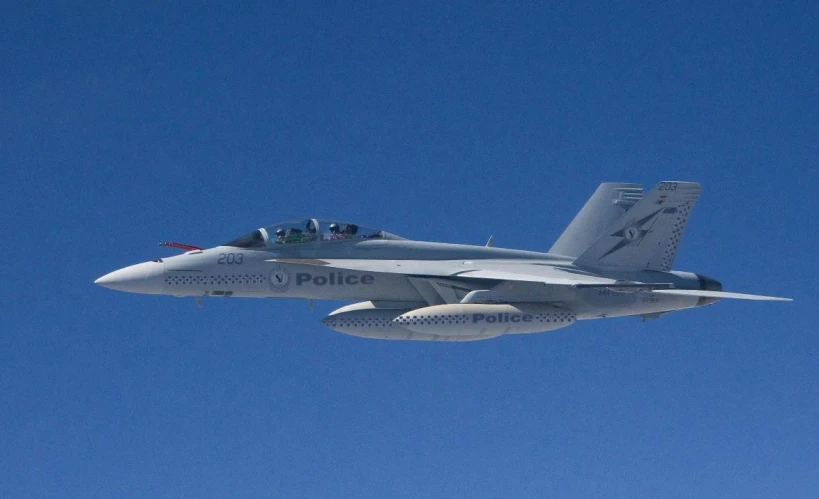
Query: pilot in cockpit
329 223 344 240
275 228 286 243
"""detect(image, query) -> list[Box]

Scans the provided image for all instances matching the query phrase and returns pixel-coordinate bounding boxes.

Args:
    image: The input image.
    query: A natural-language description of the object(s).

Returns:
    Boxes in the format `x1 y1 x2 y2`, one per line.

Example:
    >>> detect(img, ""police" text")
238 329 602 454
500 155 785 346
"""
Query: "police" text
296 273 375 286
472 313 533 324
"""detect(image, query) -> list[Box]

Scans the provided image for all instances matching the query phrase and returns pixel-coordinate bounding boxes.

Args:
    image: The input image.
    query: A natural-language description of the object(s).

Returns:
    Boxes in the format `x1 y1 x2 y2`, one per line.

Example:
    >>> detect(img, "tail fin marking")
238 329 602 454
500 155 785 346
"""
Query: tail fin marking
573 181 701 272
548 183 643 258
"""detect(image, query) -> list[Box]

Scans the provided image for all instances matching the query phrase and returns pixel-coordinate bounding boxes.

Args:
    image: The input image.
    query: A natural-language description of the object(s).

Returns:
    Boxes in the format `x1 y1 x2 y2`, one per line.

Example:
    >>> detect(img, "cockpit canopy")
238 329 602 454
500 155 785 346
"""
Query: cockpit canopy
224 219 404 248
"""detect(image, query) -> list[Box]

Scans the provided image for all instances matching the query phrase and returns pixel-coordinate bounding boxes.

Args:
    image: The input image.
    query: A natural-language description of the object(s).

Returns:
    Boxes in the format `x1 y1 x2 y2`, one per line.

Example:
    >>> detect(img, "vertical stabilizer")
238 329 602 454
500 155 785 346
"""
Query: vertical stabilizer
549 183 643 258
573 181 701 271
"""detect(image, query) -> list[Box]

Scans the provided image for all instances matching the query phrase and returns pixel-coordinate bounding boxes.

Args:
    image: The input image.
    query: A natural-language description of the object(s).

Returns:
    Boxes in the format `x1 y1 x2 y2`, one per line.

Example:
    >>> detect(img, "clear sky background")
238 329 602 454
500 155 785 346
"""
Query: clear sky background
2 2 817 497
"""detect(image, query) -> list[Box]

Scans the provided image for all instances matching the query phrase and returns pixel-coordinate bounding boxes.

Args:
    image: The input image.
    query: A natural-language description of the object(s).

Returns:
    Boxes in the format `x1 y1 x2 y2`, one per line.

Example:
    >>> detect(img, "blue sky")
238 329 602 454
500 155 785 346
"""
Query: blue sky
2 1 817 497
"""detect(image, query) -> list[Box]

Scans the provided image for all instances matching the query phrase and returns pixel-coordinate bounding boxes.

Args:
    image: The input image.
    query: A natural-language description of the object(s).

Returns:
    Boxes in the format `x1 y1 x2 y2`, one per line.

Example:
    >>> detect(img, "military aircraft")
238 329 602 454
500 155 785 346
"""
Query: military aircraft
96 181 791 341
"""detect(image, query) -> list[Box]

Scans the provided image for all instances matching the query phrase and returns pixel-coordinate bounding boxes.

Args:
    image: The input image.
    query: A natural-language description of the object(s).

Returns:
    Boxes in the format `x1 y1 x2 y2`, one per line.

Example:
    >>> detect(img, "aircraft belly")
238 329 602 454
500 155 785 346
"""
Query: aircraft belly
571 289 699 319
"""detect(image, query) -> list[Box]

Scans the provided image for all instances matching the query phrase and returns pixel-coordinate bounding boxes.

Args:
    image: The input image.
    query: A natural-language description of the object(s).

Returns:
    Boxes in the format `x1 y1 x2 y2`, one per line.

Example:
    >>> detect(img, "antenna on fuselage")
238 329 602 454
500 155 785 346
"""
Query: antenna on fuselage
485 235 495 247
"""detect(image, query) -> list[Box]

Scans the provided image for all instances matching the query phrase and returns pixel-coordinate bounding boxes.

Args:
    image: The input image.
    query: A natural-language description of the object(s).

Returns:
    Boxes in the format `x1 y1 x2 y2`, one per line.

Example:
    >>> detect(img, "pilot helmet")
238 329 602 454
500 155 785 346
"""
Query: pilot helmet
275 228 285 237
329 223 339 232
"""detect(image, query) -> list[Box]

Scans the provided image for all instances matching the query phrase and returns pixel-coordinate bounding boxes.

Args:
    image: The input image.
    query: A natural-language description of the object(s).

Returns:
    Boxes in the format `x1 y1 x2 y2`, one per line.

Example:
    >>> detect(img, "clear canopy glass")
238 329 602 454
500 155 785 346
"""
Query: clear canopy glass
224 219 401 248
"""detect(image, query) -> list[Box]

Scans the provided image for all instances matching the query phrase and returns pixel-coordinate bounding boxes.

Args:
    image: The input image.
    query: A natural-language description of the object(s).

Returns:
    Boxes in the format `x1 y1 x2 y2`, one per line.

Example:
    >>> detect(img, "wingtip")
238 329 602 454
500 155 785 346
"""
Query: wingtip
652 289 793 302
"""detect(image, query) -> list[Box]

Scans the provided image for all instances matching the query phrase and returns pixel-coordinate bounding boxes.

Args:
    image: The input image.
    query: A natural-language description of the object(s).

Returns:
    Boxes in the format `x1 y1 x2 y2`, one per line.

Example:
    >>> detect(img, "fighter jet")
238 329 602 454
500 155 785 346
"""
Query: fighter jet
95 181 791 341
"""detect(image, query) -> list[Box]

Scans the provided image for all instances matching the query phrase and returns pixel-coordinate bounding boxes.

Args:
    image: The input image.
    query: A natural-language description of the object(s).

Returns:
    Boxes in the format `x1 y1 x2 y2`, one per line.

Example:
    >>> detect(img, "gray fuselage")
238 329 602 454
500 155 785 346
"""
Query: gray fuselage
150 239 709 320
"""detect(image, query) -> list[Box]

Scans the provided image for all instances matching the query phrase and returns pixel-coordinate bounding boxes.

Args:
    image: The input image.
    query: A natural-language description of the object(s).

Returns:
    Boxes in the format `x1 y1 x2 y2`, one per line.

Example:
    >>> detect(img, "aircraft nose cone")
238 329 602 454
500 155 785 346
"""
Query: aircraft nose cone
95 261 165 294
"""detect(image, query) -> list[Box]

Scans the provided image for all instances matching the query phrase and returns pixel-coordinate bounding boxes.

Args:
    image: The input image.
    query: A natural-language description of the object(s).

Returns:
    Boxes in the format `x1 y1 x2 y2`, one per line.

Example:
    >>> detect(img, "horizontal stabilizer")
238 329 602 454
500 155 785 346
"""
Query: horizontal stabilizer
651 289 793 301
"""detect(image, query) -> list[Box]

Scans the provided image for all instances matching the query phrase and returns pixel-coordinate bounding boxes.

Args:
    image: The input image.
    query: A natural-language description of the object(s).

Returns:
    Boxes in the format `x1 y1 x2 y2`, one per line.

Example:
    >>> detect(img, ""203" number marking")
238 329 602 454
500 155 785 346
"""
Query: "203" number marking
217 253 244 264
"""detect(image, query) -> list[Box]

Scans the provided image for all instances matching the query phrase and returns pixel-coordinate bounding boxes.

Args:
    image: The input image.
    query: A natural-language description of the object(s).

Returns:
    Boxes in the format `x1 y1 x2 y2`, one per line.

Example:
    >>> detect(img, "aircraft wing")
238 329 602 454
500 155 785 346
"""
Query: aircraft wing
270 258 622 305
270 258 792 304
271 258 618 286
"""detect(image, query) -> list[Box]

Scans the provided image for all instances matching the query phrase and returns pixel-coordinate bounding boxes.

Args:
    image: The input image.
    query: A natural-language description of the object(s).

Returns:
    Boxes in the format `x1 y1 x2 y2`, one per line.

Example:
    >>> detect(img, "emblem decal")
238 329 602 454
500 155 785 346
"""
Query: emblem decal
623 226 641 241
599 209 662 259
268 265 291 292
